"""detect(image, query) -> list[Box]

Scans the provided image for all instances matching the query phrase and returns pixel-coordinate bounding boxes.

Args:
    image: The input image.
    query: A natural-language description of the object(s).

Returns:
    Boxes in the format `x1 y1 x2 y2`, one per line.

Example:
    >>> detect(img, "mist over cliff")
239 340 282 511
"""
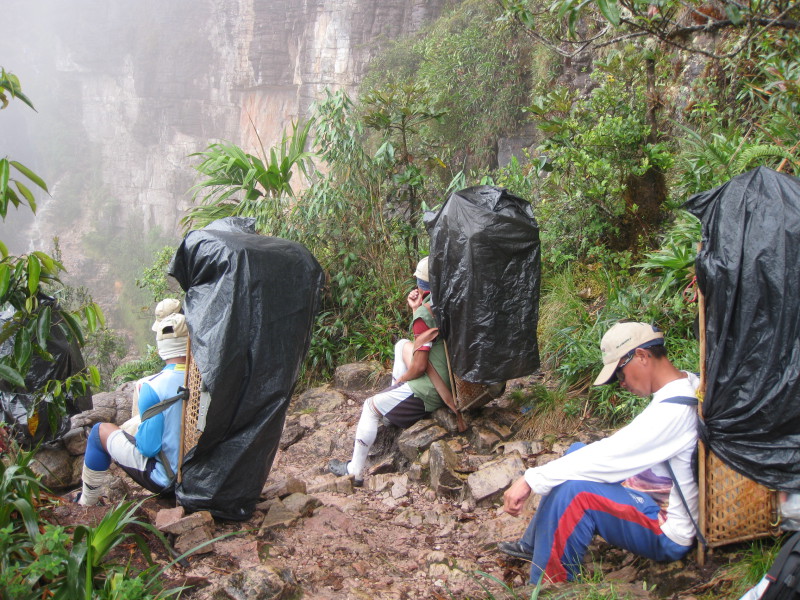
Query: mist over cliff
0 0 452 343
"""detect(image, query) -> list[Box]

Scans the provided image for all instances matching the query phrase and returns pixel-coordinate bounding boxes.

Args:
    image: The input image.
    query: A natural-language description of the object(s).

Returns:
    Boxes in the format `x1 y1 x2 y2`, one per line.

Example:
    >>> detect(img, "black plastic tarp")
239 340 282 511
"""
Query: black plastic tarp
424 186 540 385
0 296 91 448
685 166 800 492
170 217 324 519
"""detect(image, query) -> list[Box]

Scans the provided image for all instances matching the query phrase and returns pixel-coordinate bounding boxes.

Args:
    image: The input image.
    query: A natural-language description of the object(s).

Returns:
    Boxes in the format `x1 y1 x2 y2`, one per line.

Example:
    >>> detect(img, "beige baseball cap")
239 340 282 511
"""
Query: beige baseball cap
413 257 429 282
154 298 182 320
593 322 664 386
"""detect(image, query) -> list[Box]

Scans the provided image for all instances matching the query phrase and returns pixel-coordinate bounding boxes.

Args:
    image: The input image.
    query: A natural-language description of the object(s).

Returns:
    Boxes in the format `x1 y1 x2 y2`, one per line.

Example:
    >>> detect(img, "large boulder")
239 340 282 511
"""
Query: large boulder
397 419 448 461
466 452 526 504
30 446 78 489
333 362 389 392
292 386 347 413
62 427 88 455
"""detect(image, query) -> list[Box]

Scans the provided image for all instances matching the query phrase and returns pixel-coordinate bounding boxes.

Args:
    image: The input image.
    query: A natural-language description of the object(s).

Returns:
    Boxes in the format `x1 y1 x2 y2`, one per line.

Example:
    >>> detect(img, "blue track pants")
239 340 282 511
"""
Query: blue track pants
519 444 690 583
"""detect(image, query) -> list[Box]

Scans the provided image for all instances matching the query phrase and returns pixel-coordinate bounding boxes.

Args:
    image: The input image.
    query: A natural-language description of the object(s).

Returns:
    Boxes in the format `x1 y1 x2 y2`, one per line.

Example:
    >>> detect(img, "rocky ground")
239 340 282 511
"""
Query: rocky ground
34 362 755 599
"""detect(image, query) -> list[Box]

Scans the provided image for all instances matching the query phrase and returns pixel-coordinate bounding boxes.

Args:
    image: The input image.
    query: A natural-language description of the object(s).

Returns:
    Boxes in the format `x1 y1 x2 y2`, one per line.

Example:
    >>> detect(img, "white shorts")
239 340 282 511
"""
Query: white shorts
106 429 165 493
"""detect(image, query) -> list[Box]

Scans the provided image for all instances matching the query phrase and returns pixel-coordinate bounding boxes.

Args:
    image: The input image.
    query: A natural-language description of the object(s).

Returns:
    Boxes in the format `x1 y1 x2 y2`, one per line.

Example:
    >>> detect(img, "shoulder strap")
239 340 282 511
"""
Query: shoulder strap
662 395 698 406
763 530 800 598
140 386 189 484
661 393 706 548
417 304 466 432
665 459 707 549
140 387 189 422
424 361 467 432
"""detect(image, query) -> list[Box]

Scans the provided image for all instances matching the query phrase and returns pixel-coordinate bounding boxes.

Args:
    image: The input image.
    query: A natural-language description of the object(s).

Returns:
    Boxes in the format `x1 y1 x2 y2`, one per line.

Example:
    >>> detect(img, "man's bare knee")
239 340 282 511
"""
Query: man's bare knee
98 422 121 451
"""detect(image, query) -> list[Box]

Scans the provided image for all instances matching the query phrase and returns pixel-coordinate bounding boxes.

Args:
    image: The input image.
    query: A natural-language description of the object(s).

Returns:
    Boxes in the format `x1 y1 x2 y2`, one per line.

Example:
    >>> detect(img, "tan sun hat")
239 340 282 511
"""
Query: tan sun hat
413 256 429 282
593 322 664 386
153 298 182 321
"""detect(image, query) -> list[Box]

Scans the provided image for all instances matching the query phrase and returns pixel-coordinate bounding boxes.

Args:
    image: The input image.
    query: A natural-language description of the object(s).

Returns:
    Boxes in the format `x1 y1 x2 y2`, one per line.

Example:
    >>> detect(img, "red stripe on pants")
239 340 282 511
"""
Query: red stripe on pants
544 491 663 582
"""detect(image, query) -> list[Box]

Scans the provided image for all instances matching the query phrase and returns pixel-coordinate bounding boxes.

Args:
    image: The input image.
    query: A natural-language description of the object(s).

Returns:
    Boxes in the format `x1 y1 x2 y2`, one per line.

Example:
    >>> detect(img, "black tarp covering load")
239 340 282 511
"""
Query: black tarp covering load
684 167 800 492
170 218 324 520
424 186 540 385
0 296 91 447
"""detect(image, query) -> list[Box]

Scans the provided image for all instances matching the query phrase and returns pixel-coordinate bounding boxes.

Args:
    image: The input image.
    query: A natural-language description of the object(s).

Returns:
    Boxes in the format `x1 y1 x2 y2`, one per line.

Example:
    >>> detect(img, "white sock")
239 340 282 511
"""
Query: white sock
348 399 381 478
78 465 106 506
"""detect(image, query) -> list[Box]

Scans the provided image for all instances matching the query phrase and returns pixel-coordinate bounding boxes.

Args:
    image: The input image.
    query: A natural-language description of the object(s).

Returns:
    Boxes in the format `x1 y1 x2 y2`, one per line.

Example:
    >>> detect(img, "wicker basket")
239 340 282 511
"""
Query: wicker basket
182 346 204 458
454 376 494 411
701 442 778 548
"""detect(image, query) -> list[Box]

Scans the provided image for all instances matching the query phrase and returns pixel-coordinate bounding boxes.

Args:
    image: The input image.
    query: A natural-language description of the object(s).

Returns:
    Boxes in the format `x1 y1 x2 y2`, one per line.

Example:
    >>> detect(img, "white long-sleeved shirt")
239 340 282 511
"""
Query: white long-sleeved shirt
523 372 700 546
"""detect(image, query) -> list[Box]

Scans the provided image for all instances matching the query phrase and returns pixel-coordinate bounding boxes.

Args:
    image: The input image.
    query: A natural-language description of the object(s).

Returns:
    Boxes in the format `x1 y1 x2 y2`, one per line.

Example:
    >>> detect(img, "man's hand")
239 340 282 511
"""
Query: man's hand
503 476 533 516
407 288 424 311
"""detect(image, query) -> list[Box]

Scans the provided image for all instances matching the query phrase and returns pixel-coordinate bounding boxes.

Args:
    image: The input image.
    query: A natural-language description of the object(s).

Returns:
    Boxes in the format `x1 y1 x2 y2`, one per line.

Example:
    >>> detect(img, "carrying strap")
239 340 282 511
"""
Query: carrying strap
663 395 707 549
139 387 189 483
763 530 800 599
413 312 467 432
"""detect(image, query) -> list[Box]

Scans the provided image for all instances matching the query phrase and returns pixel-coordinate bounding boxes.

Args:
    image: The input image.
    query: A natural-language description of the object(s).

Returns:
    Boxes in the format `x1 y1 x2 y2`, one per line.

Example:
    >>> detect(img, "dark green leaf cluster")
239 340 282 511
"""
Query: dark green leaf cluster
0 68 103 437
0 445 184 600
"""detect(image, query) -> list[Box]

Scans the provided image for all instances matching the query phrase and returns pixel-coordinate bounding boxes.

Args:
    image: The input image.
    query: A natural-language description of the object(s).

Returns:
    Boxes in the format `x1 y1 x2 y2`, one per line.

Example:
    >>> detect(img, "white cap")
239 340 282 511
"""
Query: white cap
593 322 664 386
413 256 429 283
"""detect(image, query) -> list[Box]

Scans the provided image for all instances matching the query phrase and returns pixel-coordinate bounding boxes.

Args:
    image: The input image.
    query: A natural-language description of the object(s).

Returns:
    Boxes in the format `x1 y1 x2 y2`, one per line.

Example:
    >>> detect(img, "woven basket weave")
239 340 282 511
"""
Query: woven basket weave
703 446 777 547
454 376 493 411
182 348 204 457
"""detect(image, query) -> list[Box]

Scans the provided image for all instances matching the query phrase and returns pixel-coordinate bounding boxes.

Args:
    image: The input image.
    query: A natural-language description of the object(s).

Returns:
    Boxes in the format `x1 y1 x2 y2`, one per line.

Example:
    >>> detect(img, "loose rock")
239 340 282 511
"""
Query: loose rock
466 452 526 504
397 419 448 461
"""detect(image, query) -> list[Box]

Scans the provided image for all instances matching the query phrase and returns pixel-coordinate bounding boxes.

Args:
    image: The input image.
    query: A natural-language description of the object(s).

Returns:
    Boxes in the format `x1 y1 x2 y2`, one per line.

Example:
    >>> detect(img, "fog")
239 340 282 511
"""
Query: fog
0 0 444 351
0 0 286 349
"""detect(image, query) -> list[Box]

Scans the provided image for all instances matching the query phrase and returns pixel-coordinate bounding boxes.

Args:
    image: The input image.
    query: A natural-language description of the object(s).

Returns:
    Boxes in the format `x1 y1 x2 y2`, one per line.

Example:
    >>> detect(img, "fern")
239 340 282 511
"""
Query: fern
732 144 793 173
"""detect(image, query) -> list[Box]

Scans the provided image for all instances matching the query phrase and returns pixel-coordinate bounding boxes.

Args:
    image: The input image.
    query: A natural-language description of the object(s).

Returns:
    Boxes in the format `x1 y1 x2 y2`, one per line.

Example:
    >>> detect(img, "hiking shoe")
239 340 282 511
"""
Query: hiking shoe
497 541 531 561
328 459 350 477
327 459 364 487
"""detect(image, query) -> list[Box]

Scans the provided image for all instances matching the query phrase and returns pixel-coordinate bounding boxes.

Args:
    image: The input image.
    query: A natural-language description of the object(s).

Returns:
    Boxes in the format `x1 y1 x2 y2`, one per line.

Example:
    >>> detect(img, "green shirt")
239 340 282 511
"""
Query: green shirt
407 303 451 412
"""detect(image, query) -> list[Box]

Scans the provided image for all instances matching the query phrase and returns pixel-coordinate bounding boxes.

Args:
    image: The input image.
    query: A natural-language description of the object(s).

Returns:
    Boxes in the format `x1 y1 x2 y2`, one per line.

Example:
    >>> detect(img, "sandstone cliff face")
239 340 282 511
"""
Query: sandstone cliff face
2 0 451 283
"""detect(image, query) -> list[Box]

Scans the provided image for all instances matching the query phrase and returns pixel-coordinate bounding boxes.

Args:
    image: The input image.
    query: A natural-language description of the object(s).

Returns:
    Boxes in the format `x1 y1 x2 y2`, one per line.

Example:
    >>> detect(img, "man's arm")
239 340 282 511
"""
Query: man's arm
135 383 164 457
503 476 533 516
397 346 430 383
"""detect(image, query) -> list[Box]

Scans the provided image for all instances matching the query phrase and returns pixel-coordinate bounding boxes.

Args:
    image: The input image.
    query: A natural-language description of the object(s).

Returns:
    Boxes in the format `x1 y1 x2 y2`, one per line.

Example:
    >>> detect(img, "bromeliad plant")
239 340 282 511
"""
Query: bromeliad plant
0 444 185 600
182 119 314 233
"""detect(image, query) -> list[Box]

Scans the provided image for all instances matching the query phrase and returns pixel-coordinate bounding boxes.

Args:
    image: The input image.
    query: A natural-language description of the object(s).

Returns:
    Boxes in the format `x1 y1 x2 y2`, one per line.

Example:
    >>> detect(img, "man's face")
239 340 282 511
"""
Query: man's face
616 349 650 397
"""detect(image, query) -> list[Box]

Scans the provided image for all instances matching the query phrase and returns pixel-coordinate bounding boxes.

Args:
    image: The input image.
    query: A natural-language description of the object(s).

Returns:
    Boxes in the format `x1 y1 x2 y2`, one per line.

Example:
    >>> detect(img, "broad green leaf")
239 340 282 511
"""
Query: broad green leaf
37 305 52 347
27 254 41 295
84 304 97 332
10 160 48 192
88 365 101 388
0 264 10 299
597 0 621 25
60 310 85 345
32 250 56 274
0 158 9 196
14 327 32 368
0 362 25 388
92 302 106 327
14 179 36 212
0 239 7 258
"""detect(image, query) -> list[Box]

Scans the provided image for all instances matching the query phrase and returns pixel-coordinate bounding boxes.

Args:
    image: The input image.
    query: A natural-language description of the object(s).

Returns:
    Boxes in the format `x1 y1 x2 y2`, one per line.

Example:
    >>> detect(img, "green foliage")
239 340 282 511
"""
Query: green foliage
362 82 447 252
0 445 182 600
363 0 537 168
0 69 45 218
0 70 102 436
112 345 163 387
677 32 800 197
183 120 314 233
537 217 700 424
136 245 180 305
529 45 673 267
